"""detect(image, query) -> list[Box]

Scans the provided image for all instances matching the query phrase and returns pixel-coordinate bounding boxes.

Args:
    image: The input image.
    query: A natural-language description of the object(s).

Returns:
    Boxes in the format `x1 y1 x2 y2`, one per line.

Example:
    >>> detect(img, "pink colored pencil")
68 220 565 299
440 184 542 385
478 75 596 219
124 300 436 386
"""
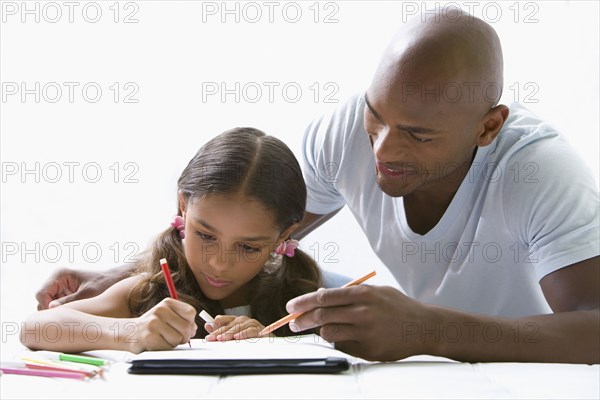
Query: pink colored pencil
0 366 87 380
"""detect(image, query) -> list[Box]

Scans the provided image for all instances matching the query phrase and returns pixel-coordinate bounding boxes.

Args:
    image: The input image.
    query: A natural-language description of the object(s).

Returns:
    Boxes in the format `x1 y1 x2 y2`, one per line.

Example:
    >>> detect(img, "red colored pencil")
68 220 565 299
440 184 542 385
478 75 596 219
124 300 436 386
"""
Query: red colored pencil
159 258 191 347
160 258 179 300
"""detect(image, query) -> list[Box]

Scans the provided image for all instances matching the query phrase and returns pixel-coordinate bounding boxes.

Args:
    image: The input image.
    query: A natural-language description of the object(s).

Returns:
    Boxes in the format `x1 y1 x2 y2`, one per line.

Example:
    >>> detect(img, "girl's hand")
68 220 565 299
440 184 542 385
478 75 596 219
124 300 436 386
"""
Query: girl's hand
204 315 266 341
129 298 197 353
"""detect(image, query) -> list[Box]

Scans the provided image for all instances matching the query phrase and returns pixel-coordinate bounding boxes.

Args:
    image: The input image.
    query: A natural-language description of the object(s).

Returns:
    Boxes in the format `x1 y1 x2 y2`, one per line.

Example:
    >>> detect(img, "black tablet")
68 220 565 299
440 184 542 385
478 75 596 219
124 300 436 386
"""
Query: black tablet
128 357 350 375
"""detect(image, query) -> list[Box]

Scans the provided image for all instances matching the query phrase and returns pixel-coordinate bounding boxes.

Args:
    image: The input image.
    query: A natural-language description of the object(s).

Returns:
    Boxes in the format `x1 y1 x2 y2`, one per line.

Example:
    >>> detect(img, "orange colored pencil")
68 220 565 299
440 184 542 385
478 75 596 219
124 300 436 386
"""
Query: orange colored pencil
258 270 377 336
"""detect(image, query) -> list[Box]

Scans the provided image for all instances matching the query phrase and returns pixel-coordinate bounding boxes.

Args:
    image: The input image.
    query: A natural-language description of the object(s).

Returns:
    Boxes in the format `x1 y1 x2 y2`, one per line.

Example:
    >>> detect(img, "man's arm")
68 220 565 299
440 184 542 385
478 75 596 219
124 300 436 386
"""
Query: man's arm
540 256 599 312
35 263 138 310
292 210 343 240
34 209 344 309
286 256 599 363
430 256 599 363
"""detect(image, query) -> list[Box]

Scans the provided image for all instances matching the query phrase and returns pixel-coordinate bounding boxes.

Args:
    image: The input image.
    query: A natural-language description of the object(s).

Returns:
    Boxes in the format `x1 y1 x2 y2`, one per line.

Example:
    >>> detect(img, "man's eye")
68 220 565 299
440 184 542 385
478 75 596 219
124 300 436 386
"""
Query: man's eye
409 132 431 143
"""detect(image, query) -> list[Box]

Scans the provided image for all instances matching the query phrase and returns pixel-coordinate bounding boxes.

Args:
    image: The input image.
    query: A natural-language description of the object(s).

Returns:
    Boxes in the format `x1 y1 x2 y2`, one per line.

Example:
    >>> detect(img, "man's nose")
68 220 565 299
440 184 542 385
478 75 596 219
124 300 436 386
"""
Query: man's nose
372 128 410 162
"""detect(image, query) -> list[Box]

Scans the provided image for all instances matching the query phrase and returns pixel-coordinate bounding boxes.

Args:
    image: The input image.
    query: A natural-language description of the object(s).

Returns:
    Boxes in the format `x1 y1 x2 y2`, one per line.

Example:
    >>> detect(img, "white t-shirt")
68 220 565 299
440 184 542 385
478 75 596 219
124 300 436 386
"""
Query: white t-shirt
224 305 251 317
302 94 599 318
221 271 351 317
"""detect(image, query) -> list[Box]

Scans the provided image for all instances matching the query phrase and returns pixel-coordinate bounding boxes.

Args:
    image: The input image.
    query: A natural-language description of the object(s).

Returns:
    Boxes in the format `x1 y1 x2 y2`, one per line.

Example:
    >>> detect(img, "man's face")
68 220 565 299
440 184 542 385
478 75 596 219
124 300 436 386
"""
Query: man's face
363 81 483 198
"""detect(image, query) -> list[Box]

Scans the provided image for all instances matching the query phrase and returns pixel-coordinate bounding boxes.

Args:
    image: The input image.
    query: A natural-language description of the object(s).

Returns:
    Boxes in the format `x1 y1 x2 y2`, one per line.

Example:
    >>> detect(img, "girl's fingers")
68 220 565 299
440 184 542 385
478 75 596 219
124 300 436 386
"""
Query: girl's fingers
205 317 264 341
203 315 237 341
232 324 263 340
210 316 249 335
157 323 188 348
205 316 245 340
213 315 237 327
216 320 265 341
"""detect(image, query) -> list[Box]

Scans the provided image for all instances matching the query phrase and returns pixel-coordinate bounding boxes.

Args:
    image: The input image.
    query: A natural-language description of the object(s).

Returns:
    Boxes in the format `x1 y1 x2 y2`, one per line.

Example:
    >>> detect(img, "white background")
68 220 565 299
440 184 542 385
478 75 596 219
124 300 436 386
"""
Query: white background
1 0 598 342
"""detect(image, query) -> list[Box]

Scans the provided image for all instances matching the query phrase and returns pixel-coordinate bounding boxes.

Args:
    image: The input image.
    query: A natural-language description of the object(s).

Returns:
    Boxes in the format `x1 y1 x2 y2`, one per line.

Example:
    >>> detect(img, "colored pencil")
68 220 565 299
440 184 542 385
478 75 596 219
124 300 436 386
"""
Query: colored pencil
259 270 377 336
160 257 191 347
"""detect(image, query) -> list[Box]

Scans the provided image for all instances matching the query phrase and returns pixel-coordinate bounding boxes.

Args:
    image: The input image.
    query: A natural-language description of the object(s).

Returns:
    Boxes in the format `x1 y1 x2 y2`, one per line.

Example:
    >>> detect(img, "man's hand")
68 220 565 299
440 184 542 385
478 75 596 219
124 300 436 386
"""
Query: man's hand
35 266 130 310
286 285 435 361
287 272 600 364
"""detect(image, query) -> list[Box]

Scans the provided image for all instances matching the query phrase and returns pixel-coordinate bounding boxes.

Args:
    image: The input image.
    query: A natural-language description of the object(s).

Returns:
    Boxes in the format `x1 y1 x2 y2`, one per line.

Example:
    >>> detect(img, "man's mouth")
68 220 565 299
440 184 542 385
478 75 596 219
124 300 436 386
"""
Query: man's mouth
376 161 417 179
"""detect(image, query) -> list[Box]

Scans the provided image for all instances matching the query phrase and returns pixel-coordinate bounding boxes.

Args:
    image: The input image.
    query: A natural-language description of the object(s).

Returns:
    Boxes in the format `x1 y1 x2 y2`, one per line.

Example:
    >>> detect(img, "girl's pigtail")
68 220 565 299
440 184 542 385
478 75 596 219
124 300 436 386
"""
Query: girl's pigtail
129 216 222 338
251 248 322 337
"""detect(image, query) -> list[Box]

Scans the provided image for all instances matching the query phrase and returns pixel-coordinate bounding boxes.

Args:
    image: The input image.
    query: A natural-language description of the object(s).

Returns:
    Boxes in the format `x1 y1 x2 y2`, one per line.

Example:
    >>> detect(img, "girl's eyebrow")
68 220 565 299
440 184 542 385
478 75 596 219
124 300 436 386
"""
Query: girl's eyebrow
193 218 272 242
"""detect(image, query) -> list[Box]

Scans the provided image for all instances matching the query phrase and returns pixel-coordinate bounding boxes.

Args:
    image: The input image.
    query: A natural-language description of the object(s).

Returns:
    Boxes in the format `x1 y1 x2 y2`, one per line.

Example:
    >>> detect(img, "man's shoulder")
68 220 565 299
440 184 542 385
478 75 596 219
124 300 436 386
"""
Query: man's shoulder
491 103 570 165
484 103 596 206
302 93 369 158
306 93 365 136
499 102 559 142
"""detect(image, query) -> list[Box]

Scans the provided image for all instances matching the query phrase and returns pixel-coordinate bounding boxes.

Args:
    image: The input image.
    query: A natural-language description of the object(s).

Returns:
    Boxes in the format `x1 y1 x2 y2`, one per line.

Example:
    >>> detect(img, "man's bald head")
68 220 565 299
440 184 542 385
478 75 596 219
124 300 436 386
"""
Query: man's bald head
372 11 503 112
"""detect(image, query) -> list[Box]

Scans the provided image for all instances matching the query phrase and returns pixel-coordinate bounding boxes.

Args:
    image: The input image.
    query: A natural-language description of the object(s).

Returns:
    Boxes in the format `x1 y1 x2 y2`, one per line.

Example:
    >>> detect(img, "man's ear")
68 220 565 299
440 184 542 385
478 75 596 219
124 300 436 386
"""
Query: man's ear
476 104 509 147
278 223 300 243
177 190 187 217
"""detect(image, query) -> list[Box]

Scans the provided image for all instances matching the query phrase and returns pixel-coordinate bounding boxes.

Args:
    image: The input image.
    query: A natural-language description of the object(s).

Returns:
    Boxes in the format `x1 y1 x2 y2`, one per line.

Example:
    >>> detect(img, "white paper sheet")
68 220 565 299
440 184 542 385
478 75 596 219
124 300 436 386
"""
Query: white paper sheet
129 334 351 362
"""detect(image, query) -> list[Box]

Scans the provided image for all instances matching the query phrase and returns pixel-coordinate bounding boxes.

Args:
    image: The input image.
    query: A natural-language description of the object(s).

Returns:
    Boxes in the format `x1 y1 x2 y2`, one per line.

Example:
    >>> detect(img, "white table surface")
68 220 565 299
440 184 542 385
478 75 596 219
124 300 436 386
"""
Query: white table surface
1 336 598 400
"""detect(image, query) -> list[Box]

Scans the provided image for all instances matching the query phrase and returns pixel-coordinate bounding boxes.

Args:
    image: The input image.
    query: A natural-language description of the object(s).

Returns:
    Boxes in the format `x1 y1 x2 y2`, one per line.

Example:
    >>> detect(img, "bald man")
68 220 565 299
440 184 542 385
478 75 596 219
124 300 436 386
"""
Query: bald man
288 12 599 363
36 12 599 363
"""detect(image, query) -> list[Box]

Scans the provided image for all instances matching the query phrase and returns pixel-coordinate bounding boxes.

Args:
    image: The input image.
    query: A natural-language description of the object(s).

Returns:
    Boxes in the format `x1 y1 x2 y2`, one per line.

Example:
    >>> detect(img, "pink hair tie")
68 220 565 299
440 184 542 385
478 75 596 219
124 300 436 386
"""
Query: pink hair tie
274 239 299 257
170 215 185 239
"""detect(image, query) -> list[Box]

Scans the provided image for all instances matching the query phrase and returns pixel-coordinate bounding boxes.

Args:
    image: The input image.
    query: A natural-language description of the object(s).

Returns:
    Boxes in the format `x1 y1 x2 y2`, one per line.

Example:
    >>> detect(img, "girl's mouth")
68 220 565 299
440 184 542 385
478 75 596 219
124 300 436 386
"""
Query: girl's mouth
203 273 232 288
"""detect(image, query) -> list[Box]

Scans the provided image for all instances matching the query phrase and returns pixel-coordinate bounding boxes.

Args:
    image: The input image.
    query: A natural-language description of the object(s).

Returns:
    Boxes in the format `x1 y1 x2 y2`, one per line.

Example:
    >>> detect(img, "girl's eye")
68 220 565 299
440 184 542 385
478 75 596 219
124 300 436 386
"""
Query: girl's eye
195 231 215 241
240 244 260 253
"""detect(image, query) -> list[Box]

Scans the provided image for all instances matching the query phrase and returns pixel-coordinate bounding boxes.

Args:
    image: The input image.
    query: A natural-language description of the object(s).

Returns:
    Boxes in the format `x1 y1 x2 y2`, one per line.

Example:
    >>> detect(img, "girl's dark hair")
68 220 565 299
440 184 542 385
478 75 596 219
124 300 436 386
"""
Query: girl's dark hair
129 127 322 337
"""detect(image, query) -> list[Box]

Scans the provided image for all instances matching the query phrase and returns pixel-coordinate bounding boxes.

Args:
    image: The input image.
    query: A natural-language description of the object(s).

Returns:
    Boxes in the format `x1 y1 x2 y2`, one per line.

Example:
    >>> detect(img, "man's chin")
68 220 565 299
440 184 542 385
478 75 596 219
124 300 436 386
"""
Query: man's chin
376 176 412 198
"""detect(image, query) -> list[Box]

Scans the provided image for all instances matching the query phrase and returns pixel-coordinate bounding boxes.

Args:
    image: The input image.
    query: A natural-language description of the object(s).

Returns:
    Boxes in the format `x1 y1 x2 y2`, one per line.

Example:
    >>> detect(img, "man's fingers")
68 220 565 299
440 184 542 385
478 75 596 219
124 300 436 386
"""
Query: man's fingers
289 302 371 333
35 279 63 309
48 292 81 308
36 293 54 310
319 323 361 343
333 340 363 358
286 286 371 314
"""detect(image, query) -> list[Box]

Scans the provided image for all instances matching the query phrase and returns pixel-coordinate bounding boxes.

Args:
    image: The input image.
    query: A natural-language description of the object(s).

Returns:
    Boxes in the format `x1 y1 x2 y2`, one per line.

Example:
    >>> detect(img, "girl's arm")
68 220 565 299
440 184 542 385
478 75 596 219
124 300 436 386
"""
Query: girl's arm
21 276 197 353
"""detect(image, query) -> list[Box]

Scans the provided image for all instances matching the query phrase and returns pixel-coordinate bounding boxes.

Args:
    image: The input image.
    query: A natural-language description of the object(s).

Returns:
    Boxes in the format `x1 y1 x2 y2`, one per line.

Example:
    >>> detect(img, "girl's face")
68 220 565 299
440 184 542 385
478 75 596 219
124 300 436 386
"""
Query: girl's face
179 193 294 308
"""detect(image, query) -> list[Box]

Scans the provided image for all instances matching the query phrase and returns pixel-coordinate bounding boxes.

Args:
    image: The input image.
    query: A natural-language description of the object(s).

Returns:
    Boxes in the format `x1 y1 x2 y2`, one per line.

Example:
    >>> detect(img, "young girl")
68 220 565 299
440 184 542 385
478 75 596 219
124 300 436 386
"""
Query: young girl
21 127 328 354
